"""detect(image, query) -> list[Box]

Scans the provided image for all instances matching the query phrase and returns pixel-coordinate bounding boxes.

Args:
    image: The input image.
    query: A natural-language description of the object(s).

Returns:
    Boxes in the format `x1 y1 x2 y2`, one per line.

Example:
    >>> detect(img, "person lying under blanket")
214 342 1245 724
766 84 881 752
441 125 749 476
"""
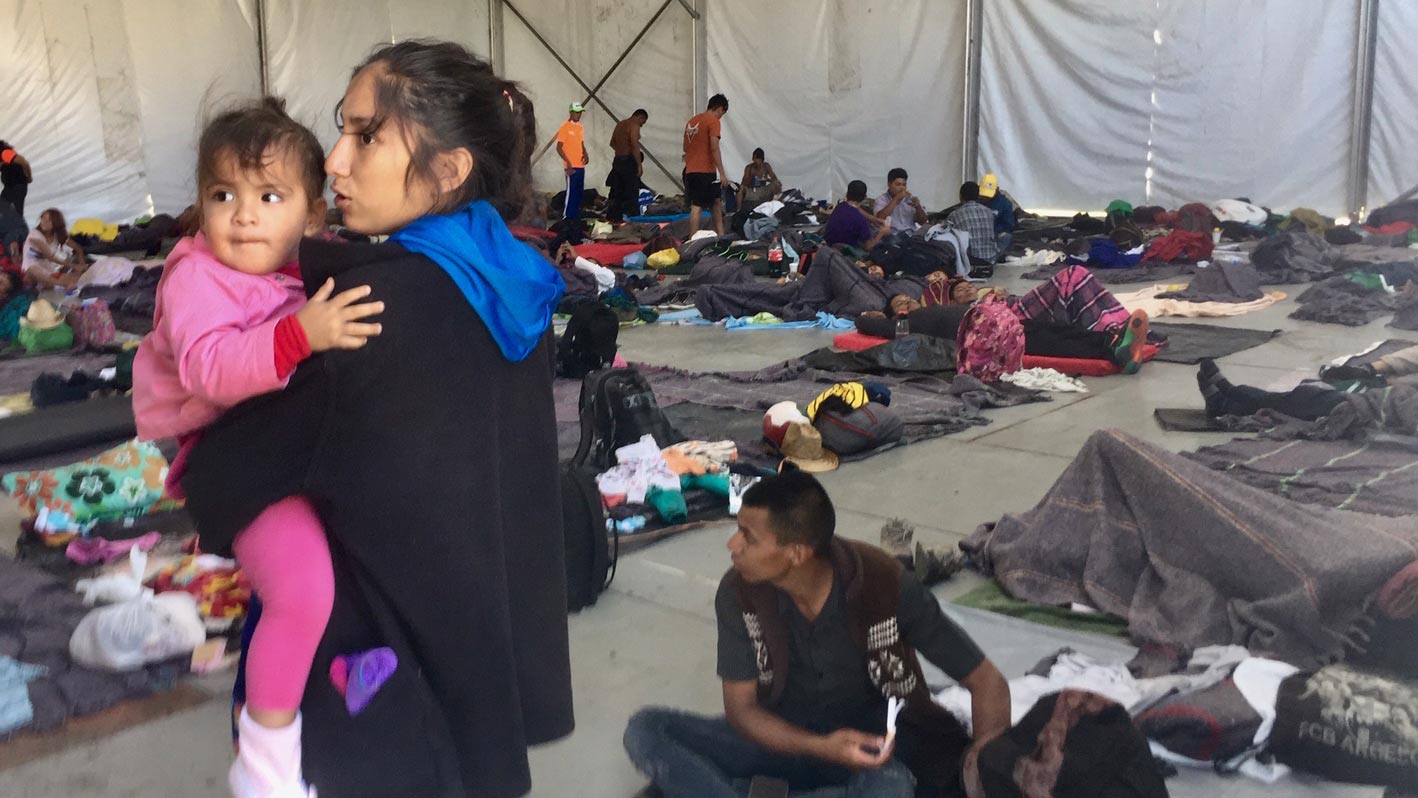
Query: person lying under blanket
855 264 1153 372
1196 344 1418 436
963 428 1418 672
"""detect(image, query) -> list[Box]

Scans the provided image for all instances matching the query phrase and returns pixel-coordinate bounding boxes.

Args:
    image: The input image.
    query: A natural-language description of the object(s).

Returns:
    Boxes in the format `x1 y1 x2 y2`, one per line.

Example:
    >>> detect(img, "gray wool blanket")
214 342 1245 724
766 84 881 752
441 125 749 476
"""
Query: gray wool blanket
963 429 1418 669
1185 430 1418 517
553 358 1046 461
0 555 167 738
694 248 926 322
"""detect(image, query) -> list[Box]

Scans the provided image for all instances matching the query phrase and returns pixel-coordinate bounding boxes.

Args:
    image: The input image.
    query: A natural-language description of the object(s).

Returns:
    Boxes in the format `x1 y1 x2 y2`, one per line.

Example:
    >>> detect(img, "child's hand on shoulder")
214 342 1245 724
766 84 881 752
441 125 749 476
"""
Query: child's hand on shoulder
295 278 385 352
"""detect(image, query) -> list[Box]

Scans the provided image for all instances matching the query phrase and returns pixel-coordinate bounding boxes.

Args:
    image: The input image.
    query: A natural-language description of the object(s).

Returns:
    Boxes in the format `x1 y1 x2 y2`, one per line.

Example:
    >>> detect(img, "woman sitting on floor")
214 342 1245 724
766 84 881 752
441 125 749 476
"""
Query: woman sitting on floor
22 208 87 290
855 264 1152 372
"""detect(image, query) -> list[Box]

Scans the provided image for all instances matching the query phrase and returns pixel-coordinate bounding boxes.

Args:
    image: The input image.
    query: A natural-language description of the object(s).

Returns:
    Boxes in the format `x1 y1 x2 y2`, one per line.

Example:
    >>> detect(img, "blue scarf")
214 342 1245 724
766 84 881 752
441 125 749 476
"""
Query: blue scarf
391 201 564 362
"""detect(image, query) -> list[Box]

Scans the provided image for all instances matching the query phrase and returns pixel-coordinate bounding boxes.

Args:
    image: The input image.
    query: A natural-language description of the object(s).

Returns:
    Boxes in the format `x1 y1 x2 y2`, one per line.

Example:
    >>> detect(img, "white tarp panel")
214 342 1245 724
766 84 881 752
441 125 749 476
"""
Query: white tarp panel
0 0 259 225
978 0 1154 212
707 0 966 208
1 0 155 224
1369 0 1418 208
122 0 262 216
501 0 694 198
263 0 491 160
1148 0 1355 215
981 0 1358 215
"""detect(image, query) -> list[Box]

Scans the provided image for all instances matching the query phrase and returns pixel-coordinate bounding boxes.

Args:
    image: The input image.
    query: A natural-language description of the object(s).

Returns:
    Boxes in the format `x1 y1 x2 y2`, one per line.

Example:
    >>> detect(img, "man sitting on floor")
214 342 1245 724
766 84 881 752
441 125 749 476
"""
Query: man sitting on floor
624 471 1010 797
977 173 1016 258
875 168 929 233
945 181 999 265
823 180 890 250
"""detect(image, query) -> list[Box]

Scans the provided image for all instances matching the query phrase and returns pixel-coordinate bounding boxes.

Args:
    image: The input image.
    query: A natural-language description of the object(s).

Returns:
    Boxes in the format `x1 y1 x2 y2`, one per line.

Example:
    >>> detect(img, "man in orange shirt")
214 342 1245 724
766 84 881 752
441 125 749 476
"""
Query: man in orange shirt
556 103 590 221
683 94 730 236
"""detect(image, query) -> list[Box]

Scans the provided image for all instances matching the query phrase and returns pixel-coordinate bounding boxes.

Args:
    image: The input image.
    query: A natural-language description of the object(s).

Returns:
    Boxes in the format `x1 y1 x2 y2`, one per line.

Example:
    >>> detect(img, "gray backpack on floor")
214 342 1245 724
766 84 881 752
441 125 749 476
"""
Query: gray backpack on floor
814 403 903 456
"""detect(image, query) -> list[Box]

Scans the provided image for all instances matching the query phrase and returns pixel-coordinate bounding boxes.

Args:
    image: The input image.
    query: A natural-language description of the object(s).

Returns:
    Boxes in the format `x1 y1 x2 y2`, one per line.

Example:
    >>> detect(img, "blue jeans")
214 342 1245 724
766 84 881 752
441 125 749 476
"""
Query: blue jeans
624 708 916 798
994 231 1013 261
565 167 586 220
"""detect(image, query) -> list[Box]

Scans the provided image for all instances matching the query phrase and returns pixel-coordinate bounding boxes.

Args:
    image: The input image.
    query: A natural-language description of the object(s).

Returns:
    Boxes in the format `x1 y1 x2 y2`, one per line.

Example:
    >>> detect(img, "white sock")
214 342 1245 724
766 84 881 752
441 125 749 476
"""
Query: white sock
230 708 312 798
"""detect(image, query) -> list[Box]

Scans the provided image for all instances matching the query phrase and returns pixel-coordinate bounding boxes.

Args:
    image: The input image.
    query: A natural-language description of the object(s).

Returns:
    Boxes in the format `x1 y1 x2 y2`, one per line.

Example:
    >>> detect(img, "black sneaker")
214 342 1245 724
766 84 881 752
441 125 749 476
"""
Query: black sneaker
968 266 994 279
1196 359 1231 418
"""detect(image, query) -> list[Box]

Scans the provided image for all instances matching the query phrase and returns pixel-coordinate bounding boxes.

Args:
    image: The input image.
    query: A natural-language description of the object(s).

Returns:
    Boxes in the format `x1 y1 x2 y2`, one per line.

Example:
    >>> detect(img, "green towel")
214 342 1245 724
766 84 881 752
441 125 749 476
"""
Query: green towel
681 472 730 497
17 323 74 354
954 580 1128 638
646 486 688 524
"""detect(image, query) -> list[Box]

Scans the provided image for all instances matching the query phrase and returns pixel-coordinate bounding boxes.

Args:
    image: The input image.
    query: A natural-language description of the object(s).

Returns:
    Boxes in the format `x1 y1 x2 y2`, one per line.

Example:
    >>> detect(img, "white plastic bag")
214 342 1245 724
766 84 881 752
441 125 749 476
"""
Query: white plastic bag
69 591 206 672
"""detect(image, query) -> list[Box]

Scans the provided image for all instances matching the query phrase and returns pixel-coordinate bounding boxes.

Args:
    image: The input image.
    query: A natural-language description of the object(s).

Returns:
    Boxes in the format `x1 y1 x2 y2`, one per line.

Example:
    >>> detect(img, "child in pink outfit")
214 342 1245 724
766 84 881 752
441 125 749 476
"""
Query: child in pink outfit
133 98 383 798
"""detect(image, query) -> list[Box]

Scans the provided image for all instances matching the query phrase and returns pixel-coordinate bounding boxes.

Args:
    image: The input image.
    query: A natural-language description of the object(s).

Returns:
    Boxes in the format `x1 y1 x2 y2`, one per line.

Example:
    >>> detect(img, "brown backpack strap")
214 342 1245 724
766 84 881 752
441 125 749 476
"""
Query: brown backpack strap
731 572 790 707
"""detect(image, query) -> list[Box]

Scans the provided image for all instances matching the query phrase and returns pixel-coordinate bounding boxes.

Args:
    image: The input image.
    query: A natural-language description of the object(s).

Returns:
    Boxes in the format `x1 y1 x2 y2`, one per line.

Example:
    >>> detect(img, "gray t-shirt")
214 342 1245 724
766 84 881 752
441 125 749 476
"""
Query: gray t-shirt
716 565 985 734
875 192 922 232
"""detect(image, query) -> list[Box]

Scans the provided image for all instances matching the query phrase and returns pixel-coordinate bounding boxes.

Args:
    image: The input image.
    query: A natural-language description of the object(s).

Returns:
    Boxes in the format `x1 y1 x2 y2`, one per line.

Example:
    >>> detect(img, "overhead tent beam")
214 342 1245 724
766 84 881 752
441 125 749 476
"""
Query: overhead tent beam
505 0 688 191
692 0 707 113
961 0 983 183
1349 0 1380 219
489 0 505 73
255 0 269 95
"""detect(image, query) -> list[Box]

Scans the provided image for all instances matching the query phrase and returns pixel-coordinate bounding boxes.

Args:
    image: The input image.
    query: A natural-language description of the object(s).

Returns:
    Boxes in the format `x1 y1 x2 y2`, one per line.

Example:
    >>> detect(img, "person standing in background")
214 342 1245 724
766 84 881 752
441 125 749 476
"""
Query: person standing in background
607 108 648 222
0 141 33 218
556 103 589 221
683 93 730 237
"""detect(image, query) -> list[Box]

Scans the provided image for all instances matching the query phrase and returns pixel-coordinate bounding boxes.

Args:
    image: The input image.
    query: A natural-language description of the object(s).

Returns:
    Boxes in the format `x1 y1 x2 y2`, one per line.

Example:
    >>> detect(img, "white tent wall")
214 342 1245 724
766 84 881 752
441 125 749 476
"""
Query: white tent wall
1147 0 1356 216
979 0 1362 216
1368 0 1418 208
5 0 1410 226
978 0 1155 213
1 0 156 225
122 0 262 217
500 0 695 199
262 0 492 161
706 0 967 209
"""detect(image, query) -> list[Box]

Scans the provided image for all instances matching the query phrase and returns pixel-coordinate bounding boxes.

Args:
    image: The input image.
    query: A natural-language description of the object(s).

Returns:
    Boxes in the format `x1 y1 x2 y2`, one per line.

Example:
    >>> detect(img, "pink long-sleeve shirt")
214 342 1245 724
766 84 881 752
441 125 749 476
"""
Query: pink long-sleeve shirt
133 234 306 441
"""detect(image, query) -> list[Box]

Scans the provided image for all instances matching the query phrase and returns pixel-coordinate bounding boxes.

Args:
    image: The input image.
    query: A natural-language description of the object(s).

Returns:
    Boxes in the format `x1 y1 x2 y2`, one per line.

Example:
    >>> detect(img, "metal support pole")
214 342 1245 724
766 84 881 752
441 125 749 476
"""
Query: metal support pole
489 0 505 74
255 0 269 95
1348 0 1379 218
961 0 983 184
503 0 687 190
692 0 708 114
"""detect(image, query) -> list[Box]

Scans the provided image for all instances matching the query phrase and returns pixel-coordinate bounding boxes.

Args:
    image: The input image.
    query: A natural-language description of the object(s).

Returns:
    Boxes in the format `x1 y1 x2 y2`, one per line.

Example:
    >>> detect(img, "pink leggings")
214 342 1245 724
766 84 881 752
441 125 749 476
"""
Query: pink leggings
232 495 334 713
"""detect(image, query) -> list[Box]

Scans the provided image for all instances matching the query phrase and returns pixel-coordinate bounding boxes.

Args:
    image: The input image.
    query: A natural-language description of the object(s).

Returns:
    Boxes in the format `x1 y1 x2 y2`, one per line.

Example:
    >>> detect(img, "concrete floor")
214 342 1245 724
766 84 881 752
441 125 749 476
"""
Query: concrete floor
0 268 1400 797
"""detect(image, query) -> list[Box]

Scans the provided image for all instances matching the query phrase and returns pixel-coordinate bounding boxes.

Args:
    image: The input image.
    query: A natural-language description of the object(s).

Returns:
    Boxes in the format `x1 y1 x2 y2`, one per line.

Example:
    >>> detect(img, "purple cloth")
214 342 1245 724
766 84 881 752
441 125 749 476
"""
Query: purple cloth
337 647 397 716
823 203 872 247
65 532 162 565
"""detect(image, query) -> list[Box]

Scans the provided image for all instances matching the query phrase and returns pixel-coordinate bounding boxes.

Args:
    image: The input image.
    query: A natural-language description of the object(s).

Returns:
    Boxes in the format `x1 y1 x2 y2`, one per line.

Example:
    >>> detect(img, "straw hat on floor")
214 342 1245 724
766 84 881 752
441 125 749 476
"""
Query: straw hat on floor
20 299 65 331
